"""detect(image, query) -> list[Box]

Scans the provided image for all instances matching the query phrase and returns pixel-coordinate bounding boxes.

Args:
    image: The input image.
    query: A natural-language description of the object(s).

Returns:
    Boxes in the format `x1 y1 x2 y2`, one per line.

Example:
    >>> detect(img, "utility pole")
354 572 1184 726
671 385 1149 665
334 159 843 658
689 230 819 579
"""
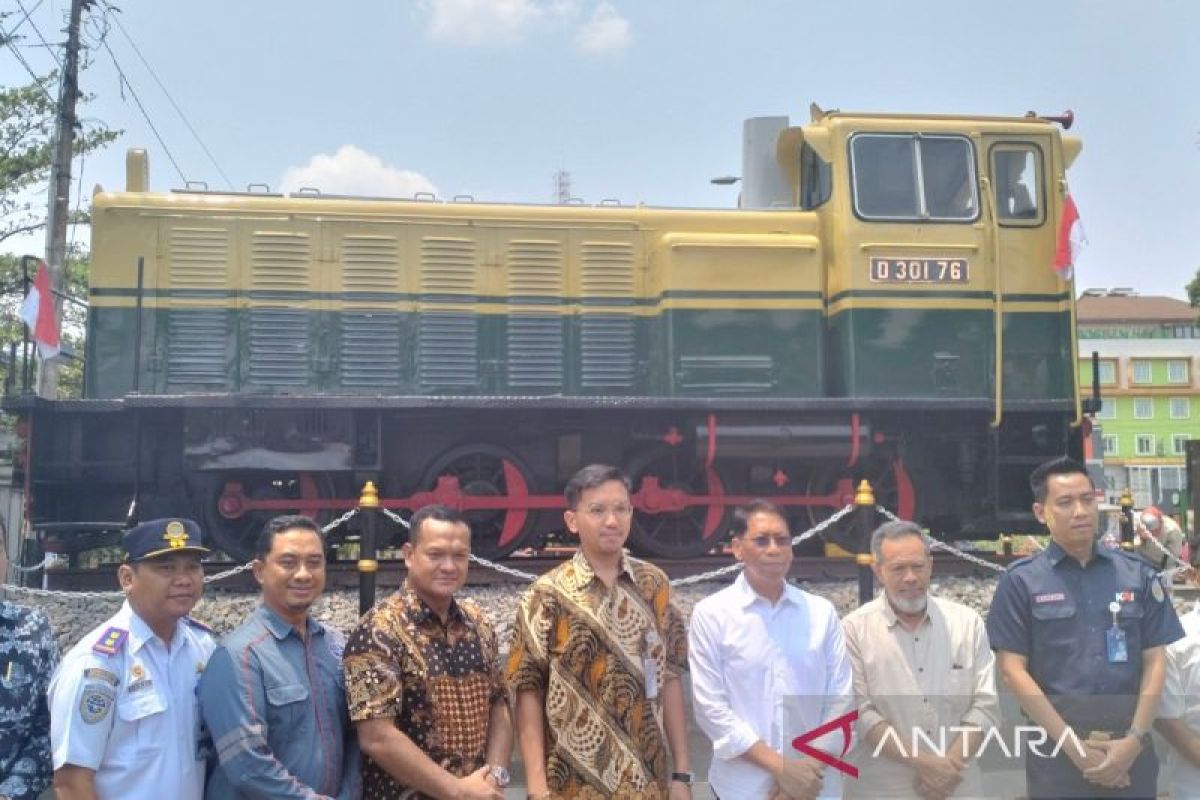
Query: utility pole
554 169 571 205
38 0 86 398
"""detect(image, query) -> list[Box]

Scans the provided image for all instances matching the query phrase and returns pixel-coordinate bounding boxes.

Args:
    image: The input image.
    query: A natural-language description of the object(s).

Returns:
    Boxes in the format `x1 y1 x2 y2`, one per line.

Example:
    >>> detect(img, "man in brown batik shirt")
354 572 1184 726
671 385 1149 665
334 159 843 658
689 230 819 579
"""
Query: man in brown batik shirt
344 505 511 800
508 464 692 800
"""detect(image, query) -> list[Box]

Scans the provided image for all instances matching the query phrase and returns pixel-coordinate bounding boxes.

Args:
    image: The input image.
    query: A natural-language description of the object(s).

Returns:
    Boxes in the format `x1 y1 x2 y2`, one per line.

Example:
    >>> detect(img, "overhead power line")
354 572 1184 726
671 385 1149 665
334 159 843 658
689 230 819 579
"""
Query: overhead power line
100 38 187 184
0 19 57 104
101 4 233 190
13 0 61 67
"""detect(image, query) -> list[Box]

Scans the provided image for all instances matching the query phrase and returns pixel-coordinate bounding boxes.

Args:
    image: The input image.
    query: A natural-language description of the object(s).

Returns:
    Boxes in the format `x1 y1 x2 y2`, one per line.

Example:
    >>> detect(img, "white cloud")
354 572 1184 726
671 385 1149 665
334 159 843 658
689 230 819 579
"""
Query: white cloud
422 0 545 45
574 2 630 55
419 0 629 53
279 145 438 199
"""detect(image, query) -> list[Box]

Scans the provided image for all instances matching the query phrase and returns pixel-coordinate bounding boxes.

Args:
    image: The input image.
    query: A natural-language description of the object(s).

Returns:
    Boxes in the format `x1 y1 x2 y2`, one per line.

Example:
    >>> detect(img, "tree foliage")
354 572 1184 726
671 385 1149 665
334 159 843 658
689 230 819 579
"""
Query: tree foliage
1188 269 1200 309
0 74 119 246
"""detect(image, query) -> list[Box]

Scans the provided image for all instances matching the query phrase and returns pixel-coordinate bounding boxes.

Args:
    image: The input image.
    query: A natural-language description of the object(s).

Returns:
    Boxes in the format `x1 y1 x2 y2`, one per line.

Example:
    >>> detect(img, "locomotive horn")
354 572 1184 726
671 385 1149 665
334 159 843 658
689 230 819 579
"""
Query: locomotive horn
1025 109 1074 129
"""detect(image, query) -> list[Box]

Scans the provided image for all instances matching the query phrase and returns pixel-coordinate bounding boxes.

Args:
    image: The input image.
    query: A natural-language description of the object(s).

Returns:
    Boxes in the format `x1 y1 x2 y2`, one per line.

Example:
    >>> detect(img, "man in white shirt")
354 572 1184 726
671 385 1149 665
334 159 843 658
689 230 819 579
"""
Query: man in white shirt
689 499 853 800
49 518 216 800
841 519 999 799
1155 572 1200 798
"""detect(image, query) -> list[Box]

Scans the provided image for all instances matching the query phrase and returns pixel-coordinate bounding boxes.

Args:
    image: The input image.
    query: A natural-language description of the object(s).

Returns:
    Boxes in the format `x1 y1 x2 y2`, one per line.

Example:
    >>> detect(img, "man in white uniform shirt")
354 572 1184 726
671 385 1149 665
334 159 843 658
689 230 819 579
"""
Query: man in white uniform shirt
1155 571 1200 798
49 518 216 800
690 499 853 800
841 520 999 799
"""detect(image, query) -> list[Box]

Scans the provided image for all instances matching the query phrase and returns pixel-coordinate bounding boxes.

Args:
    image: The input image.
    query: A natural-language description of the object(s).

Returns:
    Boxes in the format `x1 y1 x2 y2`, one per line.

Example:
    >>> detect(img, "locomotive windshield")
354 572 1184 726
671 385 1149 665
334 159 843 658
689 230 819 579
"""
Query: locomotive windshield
850 133 978 222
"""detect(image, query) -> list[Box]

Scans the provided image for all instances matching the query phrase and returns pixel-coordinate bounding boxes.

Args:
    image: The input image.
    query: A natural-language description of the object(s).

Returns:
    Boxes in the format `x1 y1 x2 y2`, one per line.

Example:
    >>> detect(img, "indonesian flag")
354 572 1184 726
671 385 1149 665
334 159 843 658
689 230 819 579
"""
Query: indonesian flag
1053 194 1086 280
19 259 61 360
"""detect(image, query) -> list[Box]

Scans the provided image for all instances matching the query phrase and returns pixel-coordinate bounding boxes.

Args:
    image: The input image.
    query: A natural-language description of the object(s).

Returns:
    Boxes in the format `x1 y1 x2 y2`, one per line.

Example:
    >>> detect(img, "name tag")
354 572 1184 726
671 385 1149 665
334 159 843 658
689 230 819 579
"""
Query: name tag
1034 592 1066 604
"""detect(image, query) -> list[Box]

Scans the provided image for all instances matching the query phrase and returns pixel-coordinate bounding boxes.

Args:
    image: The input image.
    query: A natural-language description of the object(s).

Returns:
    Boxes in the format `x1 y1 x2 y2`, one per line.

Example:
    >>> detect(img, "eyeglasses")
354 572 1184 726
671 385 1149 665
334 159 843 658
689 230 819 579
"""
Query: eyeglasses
582 504 635 519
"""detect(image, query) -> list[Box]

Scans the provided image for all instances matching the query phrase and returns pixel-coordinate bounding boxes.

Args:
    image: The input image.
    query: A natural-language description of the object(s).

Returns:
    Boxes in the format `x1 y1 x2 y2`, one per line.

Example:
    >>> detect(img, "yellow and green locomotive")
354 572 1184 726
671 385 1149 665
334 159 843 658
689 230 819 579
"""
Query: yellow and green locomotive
15 106 1086 560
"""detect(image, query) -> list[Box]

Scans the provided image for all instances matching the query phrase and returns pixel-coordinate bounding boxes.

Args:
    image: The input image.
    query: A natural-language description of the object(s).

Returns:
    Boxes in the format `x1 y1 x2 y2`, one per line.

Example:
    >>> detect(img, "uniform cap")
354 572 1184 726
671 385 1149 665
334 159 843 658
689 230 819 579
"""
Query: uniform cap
123 518 210 561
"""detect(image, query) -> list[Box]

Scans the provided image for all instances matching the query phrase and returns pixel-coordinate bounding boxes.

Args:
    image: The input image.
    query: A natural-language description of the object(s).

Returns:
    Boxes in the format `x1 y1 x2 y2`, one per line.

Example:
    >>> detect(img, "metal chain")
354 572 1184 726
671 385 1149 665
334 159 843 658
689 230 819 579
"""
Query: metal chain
1139 529 1192 571
467 553 539 582
8 555 49 573
671 503 857 587
875 505 1005 575
378 507 411 529
322 507 360 534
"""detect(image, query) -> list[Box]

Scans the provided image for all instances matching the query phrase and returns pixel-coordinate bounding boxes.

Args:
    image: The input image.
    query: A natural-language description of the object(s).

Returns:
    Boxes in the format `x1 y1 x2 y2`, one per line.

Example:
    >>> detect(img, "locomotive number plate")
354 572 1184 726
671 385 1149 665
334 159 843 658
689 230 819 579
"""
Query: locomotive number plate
869 257 969 283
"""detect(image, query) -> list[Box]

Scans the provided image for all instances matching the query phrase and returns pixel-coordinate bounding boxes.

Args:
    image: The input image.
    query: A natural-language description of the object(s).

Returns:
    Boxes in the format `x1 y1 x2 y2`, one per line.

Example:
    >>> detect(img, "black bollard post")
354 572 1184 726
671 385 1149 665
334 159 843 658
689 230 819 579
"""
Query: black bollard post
1001 534 1013 558
358 480 380 615
854 479 876 606
1119 487 1134 551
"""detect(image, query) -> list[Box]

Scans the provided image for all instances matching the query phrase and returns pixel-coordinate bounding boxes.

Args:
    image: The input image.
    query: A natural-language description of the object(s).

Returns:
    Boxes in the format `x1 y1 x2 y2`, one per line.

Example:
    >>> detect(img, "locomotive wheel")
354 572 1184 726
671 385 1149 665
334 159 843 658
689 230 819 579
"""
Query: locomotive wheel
626 449 730 559
195 472 337 562
419 444 538 561
803 458 917 552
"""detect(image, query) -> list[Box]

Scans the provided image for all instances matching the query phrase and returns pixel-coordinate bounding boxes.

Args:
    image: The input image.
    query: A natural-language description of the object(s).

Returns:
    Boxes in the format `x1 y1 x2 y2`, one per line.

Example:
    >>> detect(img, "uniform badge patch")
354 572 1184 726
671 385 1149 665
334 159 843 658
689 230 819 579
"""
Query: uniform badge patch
80 685 115 723
1034 592 1066 603
1116 590 1136 603
92 627 128 656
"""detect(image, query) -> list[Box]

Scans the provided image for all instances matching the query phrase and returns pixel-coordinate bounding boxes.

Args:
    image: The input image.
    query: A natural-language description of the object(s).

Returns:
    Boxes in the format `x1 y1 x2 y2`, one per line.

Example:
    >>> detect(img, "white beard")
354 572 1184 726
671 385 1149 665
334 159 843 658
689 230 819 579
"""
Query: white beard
886 590 928 615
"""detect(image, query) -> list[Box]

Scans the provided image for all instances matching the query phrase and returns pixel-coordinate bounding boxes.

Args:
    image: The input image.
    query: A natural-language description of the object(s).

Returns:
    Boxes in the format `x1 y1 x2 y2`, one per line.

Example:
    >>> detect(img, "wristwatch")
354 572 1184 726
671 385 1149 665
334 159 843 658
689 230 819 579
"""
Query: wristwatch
671 771 694 786
1126 725 1152 748
488 764 511 787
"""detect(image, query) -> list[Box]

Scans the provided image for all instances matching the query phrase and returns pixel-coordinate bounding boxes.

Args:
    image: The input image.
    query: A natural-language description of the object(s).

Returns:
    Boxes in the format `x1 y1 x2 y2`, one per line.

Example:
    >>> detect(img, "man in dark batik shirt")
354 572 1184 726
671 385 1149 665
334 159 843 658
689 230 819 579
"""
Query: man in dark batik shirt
345 504 511 800
1 537 59 800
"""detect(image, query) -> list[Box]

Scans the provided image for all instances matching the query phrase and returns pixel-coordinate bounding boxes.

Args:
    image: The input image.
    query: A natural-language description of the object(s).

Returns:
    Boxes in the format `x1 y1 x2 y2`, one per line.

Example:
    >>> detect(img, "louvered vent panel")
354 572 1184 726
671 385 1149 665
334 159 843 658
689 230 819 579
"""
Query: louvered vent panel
340 313 401 387
507 240 564 297
168 228 229 288
420 237 477 294
507 314 563 388
250 232 310 291
580 315 636 388
342 235 400 291
166 309 228 386
418 313 478 388
247 308 309 385
580 241 635 297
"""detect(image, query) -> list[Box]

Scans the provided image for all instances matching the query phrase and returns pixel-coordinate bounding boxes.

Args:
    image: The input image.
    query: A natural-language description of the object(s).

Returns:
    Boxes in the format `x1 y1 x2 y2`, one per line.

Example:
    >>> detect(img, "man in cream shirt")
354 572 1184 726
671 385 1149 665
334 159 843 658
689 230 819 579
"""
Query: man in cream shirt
842 520 1000 799
1155 570 1200 799
690 500 853 800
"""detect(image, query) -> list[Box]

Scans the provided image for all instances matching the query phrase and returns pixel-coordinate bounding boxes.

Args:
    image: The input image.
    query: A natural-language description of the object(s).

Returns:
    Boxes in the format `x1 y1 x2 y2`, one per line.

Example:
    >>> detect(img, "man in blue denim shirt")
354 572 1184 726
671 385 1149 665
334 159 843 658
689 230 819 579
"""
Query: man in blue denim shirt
199 515 359 799
0 537 58 800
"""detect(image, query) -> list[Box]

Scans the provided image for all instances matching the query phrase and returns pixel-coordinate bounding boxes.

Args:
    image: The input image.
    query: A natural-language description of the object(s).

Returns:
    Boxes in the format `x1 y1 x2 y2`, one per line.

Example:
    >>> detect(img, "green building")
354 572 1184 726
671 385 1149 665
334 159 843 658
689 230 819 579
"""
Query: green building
1078 288 1200 508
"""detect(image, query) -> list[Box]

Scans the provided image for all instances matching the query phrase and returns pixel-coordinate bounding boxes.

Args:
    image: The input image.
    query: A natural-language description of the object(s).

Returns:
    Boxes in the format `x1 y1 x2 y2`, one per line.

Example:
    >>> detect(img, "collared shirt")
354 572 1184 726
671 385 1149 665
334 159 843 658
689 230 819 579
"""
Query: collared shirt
507 551 688 799
986 540 1183 728
841 595 999 799
344 585 504 800
688 573 852 800
48 601 215 800
198 604 359 800
1159 602 1200 797
0 600 58 800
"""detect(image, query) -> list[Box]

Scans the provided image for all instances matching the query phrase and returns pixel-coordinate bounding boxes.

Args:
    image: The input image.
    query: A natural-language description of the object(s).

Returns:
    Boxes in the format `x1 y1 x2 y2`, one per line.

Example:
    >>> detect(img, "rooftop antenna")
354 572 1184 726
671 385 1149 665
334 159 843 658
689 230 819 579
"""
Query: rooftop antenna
554 169 571 205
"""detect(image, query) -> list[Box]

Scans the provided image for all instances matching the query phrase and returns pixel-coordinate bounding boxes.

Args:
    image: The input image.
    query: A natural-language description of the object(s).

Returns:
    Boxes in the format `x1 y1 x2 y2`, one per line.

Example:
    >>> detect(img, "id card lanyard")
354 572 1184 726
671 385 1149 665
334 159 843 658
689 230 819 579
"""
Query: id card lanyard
643 629 660 699
1106 600 1128 663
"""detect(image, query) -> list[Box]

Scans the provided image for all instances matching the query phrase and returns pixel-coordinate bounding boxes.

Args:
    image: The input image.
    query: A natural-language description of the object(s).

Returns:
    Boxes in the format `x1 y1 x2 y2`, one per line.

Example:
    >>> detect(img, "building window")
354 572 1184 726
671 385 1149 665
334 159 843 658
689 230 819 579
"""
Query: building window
1131 360 1152 384
1133 398 1154 419
1135 434 1155 456
1173 435 1189 456
1098 361 1116 385
1096 400 1117 420
1102 435 1118 456
1168 359 1190 384
1170 397 1190 419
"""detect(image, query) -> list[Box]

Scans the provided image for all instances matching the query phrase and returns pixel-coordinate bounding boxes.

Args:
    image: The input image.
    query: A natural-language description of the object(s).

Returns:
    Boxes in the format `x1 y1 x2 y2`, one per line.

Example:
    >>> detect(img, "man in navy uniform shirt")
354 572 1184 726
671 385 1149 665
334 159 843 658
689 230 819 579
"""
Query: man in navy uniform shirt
0 532 58 800
986 456 1184 798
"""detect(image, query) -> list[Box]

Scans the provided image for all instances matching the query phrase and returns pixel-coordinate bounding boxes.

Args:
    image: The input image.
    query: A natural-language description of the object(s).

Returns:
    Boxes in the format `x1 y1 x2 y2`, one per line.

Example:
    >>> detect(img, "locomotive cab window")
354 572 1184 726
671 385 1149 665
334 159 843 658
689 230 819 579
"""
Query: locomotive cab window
850 133 978 222
991 144 1044 225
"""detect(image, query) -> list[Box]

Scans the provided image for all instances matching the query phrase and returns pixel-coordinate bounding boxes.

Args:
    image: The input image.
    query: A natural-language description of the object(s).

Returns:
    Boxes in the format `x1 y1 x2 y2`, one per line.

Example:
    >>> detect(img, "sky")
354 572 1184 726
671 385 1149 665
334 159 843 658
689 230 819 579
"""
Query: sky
2 0 1197 298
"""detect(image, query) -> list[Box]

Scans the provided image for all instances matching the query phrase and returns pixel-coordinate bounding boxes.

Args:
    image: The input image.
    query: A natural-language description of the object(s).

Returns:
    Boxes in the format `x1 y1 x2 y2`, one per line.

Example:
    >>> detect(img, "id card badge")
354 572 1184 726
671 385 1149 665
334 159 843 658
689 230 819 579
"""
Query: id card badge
643 629 661 699
1106 601 1128 663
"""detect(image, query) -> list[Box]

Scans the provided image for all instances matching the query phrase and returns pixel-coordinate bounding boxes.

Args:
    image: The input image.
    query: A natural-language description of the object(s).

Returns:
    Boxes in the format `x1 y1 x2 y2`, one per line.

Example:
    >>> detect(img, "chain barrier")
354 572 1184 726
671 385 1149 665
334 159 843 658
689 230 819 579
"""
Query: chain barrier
1 506 366 599
671 503 856 587
378 507 411 529
8 555 49 573
875 505 1006 575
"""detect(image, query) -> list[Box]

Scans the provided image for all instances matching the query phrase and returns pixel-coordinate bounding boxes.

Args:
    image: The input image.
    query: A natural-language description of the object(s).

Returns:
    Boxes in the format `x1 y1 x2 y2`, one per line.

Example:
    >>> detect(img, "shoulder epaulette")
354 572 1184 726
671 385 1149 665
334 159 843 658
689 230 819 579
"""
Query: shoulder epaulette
1006 554 1037 571
92 626 128 656
184 616 214 634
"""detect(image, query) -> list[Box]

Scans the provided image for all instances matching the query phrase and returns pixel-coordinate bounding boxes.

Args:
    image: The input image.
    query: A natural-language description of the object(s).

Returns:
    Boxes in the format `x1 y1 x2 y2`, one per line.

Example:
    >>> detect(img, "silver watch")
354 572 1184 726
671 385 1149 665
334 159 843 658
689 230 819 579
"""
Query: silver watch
488 764 511 787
